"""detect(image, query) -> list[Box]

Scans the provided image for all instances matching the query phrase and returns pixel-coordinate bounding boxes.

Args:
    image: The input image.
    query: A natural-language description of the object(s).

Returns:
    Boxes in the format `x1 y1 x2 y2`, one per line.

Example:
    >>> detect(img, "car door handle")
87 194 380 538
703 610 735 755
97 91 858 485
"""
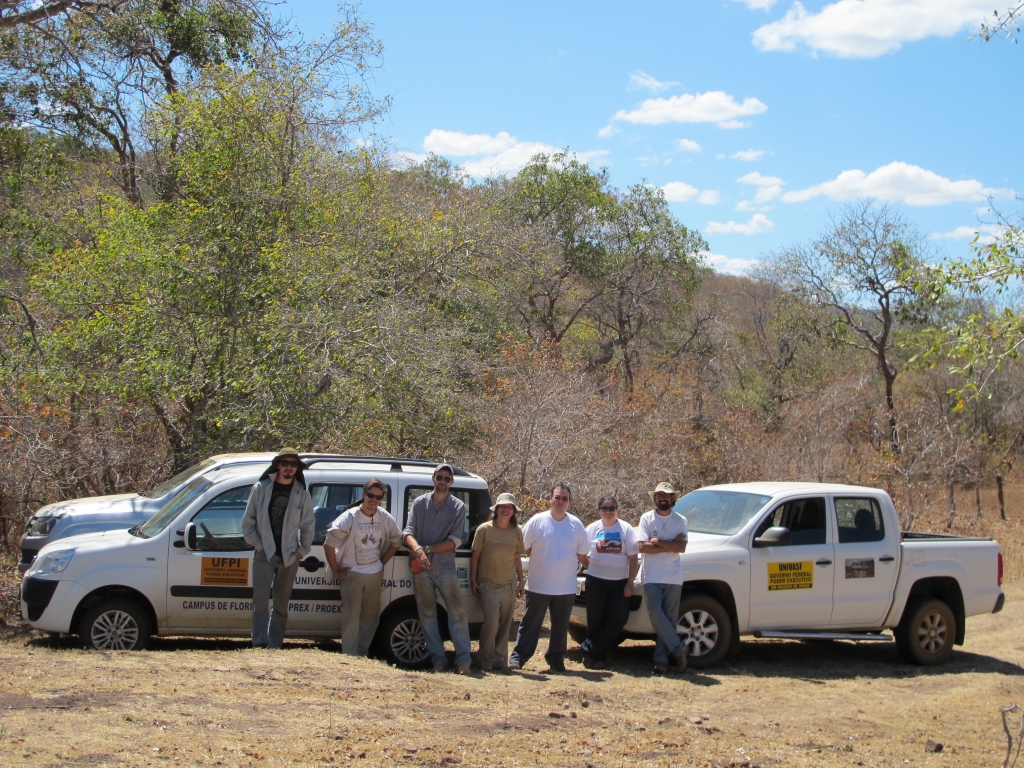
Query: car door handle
879 555 895 562
815 559 832 566
300 556 325 573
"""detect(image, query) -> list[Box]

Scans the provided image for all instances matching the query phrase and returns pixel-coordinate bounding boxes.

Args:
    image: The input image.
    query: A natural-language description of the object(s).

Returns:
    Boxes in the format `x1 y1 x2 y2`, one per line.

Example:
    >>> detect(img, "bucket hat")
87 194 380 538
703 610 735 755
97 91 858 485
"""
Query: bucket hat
648 481 678 501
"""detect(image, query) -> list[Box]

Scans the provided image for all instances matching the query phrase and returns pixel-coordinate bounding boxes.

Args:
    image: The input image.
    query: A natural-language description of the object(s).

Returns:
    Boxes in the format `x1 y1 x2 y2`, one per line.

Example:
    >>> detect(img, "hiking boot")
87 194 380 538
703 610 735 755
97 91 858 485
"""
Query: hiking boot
653 661 668 675
433 661 447 673
457 664 471 676
671 648 689 672
547 660 566 673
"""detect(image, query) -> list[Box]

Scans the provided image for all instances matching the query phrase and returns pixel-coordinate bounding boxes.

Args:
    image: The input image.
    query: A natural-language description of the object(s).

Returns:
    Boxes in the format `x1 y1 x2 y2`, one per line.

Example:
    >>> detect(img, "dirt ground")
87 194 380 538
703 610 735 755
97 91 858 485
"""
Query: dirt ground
0 585 1018 768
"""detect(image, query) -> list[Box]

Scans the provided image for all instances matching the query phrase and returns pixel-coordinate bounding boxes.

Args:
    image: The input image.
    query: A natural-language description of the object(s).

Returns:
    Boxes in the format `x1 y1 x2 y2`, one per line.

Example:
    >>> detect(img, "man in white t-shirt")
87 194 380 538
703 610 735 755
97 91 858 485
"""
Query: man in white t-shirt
509 483 590 673
324 478 402 656
637 481 689 674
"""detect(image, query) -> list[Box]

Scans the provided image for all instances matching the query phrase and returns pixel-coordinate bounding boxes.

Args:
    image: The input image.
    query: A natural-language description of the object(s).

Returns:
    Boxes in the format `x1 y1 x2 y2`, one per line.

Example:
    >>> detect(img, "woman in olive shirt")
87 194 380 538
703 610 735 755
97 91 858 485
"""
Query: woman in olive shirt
470 492 526 672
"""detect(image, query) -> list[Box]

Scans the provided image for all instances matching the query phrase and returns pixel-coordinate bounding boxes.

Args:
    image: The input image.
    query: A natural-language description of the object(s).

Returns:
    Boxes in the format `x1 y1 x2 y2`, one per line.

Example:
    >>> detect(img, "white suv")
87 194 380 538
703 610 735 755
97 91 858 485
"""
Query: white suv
21 457 492 667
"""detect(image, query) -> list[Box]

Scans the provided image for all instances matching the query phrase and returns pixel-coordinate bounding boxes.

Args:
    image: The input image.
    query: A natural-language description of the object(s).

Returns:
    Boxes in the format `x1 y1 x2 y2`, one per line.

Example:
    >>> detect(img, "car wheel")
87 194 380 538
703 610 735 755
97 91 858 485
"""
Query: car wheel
374 606 431 669
895 598 956 665
79 599 151 651
677 594 732 669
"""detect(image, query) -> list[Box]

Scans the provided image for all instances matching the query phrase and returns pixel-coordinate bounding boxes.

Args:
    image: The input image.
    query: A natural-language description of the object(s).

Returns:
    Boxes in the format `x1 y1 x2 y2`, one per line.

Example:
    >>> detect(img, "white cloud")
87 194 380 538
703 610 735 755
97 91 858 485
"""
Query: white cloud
597 124 618 138
737 171 785 206
782 161 1014 206
391 150 428 167
662 181 720 205
702 250 760 275
734 0 777 9
677 138 702 152
930 223 1003 242
732 149 765 161
662 181 699 202
421 129 607 176
613 90 767 128
753 0 992 58
629 71 679 92
706 213 775 235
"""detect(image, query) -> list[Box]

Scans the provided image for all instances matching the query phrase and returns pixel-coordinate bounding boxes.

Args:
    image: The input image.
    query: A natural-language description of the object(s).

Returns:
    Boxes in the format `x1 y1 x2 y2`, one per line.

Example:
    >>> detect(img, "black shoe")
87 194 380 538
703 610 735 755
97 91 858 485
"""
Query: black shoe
547 660 566 673
671 648 689 672
653 661 668 675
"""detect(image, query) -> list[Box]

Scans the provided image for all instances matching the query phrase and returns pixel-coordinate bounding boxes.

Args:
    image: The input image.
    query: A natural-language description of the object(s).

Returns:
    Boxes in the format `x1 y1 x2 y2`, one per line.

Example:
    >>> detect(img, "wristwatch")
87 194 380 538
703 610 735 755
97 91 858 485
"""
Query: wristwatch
424 545 432 556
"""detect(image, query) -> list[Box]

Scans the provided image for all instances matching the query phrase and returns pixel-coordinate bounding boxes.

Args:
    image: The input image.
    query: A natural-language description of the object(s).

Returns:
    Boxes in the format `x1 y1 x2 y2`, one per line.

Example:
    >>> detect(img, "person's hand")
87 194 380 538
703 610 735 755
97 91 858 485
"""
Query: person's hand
516 580 525 599
415 548 431 571
471 579 480 597
623 581 633 598
335 567 350 581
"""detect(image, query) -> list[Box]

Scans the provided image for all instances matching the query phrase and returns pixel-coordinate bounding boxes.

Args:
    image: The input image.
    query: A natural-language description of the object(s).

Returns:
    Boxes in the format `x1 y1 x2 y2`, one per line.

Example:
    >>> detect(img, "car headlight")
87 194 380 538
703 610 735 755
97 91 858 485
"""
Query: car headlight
26 516 59 536
28 549 74 575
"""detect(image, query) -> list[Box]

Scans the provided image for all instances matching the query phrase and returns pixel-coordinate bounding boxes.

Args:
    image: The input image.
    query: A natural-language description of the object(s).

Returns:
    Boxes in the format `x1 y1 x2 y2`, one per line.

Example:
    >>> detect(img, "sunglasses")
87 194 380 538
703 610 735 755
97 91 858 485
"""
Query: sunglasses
277 460 299 468
364 492 384 501
434 476 453 483
599 505 617 511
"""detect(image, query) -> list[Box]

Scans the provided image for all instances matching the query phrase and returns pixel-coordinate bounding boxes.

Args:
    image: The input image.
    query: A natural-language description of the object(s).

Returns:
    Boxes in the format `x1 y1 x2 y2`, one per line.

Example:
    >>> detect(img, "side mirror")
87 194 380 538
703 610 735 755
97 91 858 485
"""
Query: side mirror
184 522 197 551
753 526 792 548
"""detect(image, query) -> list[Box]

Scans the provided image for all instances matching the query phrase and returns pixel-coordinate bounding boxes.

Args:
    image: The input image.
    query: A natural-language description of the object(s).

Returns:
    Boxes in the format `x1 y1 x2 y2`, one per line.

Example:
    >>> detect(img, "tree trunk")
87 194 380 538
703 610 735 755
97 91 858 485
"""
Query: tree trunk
975 484 982 517
997 472 1007 521
945 481 957 530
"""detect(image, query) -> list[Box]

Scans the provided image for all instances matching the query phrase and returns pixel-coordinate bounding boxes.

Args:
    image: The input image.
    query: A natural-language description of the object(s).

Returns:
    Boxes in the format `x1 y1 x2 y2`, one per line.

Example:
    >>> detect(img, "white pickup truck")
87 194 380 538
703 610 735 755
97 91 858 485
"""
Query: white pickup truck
569 482 1005 667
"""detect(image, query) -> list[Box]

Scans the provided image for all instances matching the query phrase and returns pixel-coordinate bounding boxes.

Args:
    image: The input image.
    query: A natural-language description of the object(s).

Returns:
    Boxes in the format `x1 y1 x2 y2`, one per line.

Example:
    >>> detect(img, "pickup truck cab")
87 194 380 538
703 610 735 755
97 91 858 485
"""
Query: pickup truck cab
19 453 314 573
569 482 1004 667
21 457 492 667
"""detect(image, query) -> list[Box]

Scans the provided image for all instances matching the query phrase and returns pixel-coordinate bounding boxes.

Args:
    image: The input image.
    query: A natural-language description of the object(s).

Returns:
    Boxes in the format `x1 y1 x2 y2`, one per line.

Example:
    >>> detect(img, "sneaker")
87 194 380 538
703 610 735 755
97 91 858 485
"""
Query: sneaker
457 664 471 676
653 661 668 675
433 661 447 673
671 648 689 672
508 660 522 671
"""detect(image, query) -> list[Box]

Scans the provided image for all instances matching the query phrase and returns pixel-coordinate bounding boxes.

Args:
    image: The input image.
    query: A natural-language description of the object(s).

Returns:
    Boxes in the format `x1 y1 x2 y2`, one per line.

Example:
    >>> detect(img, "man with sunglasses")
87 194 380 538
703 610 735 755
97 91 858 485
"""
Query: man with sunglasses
403 463 472 674
509 482 590 673
242 448 315 648
324 478 402 656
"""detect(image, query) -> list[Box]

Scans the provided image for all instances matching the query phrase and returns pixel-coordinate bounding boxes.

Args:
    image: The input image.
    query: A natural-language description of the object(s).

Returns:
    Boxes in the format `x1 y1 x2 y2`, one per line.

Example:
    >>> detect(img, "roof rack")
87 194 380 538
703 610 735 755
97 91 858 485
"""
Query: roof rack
303 456 471 477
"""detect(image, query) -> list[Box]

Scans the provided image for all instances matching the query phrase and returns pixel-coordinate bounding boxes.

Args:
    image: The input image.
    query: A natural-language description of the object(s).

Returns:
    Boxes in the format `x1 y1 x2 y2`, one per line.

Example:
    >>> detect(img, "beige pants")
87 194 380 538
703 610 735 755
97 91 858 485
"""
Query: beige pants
339 569 383 656
478 580 517 669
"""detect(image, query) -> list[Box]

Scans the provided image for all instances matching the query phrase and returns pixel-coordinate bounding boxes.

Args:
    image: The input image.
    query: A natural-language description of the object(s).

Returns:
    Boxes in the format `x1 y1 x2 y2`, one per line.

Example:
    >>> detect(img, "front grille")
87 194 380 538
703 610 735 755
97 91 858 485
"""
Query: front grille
22 577 59 620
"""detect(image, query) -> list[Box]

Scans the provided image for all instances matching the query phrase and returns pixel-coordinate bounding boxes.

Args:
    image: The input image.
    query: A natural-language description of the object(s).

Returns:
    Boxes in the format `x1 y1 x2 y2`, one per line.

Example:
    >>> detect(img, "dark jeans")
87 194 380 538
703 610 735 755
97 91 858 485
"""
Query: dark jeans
581 575 630 662
510 591 575 667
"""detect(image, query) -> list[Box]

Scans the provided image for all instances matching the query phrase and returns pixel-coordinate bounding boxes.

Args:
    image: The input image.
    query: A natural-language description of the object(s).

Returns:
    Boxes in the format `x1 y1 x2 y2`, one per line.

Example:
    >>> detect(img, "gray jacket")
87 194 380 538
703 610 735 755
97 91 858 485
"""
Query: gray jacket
242 473 314 565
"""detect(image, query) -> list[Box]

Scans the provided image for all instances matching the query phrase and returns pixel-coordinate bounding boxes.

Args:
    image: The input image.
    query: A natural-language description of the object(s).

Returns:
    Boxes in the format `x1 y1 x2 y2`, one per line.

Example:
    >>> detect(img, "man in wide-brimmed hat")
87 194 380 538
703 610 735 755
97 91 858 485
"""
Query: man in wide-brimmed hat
636 481 689 674
242 448 315 648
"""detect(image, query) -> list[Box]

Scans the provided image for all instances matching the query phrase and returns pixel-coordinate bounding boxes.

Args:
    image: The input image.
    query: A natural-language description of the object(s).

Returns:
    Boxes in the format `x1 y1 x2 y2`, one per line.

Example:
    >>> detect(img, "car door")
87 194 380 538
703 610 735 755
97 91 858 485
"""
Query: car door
829 495 900 627
165 482 256 630
748 495 835 628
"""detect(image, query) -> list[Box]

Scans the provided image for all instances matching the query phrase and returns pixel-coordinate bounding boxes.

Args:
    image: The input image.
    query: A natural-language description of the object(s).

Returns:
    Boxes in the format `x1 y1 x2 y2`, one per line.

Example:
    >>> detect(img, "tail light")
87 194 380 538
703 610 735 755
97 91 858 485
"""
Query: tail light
998 552 1003 587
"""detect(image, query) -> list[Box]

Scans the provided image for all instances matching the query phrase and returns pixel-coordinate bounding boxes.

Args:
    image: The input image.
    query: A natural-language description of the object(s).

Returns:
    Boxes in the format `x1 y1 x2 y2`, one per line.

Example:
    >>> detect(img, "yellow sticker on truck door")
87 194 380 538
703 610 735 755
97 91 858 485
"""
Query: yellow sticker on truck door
768 561 813 590
201 557 249 586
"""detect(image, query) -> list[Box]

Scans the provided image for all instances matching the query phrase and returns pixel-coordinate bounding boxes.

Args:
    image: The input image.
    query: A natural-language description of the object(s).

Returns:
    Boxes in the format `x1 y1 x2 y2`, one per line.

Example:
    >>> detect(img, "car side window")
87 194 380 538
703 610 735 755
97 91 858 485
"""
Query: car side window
753 497 827 545
190 486 254 552
309 484 391 546
834 497 885 543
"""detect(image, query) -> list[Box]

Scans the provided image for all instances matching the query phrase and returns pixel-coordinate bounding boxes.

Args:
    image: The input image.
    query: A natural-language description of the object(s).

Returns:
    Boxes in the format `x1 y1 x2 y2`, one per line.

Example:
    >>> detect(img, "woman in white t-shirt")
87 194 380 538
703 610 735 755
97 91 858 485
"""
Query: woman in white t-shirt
581 495 639 669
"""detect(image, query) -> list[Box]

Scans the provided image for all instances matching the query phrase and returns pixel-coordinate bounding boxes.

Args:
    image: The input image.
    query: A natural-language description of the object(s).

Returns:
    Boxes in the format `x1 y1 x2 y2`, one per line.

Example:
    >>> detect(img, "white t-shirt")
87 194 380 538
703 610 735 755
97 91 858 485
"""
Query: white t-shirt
637 509 688 585
522 510 589 595
343 512 385 575
585 519 640 581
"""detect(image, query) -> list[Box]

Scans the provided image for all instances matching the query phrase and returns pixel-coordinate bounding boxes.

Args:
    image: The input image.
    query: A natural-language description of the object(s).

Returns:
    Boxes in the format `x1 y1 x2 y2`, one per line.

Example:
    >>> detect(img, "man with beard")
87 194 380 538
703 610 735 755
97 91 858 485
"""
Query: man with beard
636 482 689 674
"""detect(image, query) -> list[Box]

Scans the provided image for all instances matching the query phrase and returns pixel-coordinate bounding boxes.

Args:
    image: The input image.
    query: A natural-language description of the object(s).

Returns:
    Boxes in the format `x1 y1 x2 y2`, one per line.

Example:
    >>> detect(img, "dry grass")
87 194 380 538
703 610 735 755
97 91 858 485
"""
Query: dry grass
0 584 1021 768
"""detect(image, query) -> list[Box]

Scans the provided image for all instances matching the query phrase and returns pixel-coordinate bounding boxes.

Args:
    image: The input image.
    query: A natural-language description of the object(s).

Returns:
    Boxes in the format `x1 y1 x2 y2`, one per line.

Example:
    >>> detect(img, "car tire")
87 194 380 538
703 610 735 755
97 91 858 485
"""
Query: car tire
677 594 732 669
79 599 152 651
894 598 956 665
374 606 431 669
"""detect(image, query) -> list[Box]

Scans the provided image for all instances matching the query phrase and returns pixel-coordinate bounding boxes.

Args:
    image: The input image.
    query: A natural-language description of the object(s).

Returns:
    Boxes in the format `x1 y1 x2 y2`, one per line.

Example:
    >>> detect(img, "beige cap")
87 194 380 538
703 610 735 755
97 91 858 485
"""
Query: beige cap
648 481 678 501
490 492 524 514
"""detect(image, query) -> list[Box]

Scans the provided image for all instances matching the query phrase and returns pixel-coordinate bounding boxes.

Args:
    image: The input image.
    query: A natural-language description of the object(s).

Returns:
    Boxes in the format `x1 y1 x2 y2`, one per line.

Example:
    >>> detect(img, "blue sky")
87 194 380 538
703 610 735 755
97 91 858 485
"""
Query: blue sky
284 1 1020 274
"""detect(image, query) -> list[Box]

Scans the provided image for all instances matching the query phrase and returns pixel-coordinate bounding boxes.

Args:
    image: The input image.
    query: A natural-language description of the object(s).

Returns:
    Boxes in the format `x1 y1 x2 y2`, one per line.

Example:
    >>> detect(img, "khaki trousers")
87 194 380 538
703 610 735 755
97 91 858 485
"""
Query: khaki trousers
339 569 384 657
478 580 516 670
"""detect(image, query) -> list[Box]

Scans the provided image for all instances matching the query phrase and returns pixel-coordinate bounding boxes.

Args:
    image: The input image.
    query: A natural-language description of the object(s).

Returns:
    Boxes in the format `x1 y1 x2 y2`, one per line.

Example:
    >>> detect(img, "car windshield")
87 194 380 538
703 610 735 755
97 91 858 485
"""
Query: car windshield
674 490 773 535
137 476 213 538
141 458 217 499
